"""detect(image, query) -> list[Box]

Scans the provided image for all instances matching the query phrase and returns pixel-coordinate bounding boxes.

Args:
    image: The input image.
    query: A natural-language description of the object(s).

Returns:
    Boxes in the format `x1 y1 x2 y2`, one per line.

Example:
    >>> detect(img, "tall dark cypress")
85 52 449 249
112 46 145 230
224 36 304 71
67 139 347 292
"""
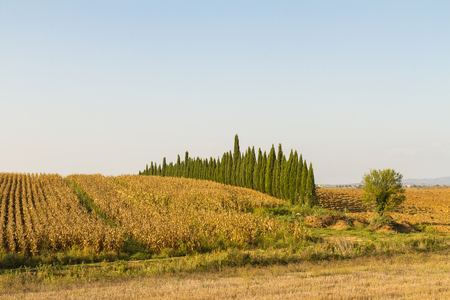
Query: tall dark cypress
184 151 189 178
300 160 308 205
282 152 291 200
306 162 316 207
247 146 256 189
273 158 280 198
276 144 283 198
265 145 276 196
176 155 181 177
220 153 227 184
253 148 262 191
214 157 219 182
295 154 303 203
232 134 240 185
258 152 265 192
227 151 233 184
289 151 298 202
162 157 167 177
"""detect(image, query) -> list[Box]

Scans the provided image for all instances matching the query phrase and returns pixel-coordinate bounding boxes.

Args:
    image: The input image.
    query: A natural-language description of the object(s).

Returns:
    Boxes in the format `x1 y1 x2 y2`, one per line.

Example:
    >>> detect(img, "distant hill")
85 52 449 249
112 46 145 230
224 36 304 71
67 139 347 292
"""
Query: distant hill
403 176 450 185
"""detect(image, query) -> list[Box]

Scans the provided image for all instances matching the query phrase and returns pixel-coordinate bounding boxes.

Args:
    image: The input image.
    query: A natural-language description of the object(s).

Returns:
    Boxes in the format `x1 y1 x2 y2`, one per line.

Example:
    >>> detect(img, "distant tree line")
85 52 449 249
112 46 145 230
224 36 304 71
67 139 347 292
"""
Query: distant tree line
139 135 317 206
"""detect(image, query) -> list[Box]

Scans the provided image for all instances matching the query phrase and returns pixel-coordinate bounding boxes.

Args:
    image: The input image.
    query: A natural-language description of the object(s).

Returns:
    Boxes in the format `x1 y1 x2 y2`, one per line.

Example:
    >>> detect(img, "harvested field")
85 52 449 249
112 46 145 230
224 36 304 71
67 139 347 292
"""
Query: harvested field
317 189 450 232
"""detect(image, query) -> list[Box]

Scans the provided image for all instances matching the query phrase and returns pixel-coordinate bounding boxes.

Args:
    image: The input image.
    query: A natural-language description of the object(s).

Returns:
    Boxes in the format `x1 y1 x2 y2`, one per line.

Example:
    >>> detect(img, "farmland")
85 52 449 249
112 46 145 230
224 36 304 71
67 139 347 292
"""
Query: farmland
317 188 450 232
0 173 449 298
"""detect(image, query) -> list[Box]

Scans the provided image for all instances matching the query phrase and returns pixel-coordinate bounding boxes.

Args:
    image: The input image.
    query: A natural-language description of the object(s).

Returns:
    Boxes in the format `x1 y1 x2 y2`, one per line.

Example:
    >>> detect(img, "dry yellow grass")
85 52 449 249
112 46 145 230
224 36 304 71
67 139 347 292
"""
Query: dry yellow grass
317 188 450 232
3 250 450 299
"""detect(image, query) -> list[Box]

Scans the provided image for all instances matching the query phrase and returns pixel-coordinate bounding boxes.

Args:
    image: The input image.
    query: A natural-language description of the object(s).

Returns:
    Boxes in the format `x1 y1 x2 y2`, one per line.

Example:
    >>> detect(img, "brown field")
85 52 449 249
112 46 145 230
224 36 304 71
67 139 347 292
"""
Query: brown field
317 188 450 232
3 250 450 299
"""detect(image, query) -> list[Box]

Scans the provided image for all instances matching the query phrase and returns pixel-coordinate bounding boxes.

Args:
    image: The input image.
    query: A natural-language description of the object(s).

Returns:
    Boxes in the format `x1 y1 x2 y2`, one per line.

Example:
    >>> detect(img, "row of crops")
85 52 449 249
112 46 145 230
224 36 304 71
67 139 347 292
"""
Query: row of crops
0 173 123 254
0 173 308 255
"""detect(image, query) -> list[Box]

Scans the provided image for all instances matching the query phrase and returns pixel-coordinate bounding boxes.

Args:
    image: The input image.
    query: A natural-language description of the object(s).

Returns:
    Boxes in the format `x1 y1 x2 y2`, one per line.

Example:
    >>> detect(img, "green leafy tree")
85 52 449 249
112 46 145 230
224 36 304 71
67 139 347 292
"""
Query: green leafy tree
361 169 406 217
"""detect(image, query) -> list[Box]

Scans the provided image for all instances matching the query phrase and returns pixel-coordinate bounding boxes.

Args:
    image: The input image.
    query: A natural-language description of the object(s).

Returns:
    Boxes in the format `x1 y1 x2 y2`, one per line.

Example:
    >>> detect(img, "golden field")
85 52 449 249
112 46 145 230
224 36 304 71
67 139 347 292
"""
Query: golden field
317 188 450 232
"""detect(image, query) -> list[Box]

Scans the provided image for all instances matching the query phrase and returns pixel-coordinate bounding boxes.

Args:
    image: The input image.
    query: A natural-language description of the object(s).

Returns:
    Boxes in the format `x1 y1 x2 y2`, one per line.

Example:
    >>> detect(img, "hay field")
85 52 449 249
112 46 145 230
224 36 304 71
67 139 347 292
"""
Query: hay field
317 188 450 232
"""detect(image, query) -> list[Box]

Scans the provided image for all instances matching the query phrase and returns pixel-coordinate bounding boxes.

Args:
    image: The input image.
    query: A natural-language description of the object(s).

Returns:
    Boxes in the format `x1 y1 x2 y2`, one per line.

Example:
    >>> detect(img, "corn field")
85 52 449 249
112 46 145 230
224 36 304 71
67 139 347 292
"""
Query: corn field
67 175 308 253
0 173 309 255
0 173 124 254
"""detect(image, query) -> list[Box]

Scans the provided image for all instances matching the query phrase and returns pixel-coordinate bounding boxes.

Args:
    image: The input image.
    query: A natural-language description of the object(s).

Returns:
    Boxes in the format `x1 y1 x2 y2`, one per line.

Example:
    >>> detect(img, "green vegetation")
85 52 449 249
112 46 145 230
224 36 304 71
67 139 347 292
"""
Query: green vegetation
362 169 406 217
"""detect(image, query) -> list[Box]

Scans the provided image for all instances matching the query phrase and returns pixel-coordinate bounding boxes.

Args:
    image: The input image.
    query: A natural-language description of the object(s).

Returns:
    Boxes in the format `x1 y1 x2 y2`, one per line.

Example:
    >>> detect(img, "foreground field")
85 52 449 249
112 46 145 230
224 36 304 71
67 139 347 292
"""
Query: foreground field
2 250 450 299
317 188 450 232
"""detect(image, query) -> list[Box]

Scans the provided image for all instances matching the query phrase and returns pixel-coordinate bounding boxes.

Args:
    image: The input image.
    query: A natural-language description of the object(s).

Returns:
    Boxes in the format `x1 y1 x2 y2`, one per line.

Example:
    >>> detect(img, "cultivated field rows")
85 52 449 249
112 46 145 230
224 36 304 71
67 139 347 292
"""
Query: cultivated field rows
317 189 450 232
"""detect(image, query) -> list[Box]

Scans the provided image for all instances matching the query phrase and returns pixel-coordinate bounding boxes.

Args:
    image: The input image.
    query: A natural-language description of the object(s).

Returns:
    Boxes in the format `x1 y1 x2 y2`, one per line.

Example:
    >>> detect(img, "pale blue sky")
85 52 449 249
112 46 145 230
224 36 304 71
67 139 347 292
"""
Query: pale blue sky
1 1 449 184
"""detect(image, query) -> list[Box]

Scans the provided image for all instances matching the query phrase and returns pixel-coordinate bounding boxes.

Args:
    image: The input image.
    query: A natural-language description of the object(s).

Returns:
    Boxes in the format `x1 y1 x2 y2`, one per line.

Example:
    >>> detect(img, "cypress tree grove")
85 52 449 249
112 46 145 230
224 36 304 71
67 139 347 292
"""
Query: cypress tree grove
139 135 317 205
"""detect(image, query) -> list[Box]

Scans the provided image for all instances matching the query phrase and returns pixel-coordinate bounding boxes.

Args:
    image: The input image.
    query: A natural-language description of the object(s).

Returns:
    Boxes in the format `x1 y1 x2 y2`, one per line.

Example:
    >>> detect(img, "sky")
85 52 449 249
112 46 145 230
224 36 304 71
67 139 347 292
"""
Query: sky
1 1 449 184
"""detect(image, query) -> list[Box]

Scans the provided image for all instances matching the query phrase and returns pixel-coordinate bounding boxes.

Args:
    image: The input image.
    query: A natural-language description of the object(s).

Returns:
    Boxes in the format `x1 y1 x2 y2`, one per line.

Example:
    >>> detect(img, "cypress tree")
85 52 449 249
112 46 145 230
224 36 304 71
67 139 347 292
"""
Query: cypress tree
289 151 298 201
276 144 283 198
253 148 262 191
295 154 303 203
265 145 275 196
239 157 245 187
214 158 219 182
283 152 292 200
145 164 149 175
260 151 267 193
220 153 227 184
168 162 174 177
176 155 181 177
184 151 189 178
208 157 213 180
247 146 256 189
306 162 317 207
162 157 167 177
300 160 308 205
232 134 240 185
227 151 233 184
273 158 279 198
